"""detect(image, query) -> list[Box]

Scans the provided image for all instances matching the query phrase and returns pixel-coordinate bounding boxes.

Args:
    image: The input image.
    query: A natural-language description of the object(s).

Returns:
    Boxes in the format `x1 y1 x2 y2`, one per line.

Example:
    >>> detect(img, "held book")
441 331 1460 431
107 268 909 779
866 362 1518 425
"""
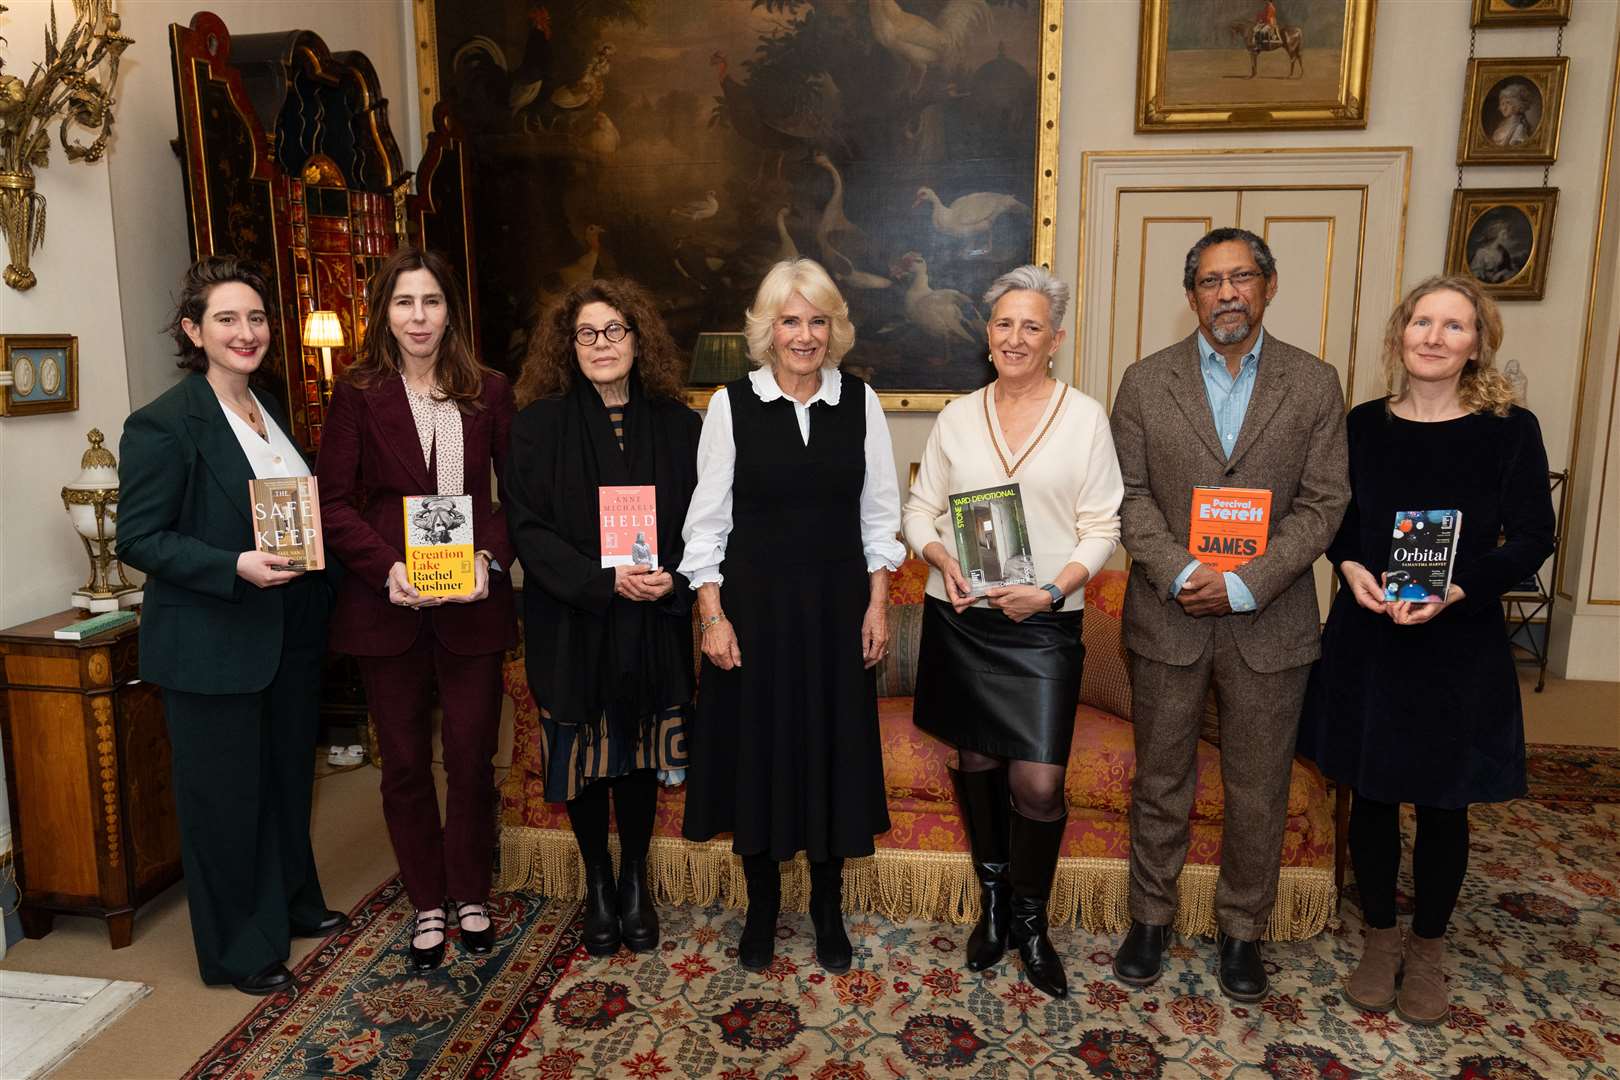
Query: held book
403 494 476 597
949 484 1036 597
54 609 137 640
599 485 658 569
1383 509 1463 603
1188 486 1272 572
249 476 324 571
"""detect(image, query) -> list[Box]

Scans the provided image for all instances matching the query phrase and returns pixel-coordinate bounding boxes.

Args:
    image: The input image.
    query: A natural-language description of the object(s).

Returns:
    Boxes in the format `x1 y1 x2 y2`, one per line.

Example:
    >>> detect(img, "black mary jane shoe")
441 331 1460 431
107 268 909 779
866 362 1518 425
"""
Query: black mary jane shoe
454 901 495 956
1216 931 1269 1002
411 910 447 972
233 961 293 996
1112 920 1171 987
291 910 349 938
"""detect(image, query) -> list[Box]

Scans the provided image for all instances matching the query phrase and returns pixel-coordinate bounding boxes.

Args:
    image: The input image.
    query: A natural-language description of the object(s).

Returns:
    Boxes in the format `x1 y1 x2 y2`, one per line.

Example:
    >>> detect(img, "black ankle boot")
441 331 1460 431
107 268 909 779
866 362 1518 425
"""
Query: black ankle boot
617 855 659 953
1009 808 1068 999
581 857 621 956
739 855 780 972
809 858 851 974
949 765 1011 972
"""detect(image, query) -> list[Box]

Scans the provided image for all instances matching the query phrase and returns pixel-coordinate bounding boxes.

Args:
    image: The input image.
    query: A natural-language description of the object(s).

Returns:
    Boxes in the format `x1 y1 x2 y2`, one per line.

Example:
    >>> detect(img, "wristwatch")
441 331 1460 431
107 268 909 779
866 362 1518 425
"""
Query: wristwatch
1040 583 1064 611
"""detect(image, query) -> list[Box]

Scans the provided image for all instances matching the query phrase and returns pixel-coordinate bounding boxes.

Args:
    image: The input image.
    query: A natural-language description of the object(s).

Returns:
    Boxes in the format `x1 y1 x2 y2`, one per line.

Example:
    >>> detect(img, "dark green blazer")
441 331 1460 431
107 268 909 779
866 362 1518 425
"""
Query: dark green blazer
117 372 330 694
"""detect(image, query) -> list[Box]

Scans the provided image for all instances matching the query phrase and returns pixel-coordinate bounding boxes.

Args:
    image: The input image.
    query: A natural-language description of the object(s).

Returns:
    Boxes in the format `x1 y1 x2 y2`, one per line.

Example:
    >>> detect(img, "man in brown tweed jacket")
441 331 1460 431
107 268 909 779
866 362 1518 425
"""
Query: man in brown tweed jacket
1108 228 1348 1001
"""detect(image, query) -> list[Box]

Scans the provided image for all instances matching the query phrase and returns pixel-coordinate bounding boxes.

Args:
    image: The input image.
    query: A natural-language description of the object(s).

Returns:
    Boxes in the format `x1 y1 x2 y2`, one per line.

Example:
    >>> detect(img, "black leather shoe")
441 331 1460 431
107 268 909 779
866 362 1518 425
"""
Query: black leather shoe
739 855 780 972
949 766 1011 972
1216 931 1268 1001
617 856 660 953
291 910 348 938
809 858 851 974
582 857 622 957
454 901 495 956
410 910 446 972
1112 921 1170 987
1008 808 1068 999
232 961 293 996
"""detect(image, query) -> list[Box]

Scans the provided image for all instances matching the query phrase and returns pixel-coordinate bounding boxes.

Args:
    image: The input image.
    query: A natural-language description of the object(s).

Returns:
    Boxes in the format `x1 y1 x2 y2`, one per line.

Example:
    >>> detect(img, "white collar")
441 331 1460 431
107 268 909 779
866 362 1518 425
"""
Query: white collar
748 365 842 407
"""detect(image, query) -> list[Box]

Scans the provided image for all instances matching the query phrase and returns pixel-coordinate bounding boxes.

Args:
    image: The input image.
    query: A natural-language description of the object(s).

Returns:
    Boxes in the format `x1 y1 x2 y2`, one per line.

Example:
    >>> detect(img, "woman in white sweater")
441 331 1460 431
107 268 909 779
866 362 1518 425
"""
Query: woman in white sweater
902 265 1123 1000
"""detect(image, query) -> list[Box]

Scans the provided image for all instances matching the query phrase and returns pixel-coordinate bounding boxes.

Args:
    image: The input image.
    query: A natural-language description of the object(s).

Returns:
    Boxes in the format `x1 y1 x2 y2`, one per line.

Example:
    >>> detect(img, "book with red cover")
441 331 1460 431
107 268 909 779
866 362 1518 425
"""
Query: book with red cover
1187 486 1272 573
599 485 658 569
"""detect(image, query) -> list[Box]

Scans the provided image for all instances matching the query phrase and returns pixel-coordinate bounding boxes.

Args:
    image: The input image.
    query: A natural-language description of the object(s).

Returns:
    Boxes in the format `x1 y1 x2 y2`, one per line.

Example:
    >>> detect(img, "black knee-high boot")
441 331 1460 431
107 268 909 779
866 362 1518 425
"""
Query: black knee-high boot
566 782 620 956
740 855 780 972
809 858 851 973
950 765 1011 971
1009 808 1068 998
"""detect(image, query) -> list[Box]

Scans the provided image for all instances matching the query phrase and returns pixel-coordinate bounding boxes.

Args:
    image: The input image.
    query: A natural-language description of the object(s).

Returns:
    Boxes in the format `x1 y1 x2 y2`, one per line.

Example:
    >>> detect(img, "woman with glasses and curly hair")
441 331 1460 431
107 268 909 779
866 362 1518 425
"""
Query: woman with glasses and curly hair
504 278 702 957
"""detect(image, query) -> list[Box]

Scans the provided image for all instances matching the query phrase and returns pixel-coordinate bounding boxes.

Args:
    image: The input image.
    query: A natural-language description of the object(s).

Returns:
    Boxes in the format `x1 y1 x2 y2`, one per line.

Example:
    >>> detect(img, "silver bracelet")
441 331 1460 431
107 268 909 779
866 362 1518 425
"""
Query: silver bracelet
698 612 727 632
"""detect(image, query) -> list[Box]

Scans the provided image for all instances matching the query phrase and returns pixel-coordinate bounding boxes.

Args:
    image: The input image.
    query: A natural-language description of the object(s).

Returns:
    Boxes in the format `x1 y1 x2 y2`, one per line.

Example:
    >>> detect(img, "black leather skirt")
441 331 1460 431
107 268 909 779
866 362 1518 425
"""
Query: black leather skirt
912 596 1085 765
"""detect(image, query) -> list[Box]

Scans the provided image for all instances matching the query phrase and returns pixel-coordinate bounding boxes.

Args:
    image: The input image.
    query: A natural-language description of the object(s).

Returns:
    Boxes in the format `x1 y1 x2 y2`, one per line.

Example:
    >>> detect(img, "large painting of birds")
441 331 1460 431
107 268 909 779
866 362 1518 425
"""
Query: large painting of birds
424 0 1052 403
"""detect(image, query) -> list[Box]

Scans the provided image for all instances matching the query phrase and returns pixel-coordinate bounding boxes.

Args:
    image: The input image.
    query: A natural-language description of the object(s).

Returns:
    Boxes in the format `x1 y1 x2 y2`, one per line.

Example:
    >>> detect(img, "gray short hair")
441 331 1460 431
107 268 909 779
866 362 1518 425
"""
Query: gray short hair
982 265 1070 327
1182 228 1277 291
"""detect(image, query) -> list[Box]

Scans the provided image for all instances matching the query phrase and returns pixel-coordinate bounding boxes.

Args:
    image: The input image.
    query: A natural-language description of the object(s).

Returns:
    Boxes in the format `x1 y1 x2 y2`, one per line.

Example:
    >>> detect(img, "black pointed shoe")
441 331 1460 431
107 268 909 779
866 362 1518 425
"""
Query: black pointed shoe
948 765 1012 972
739 855 781 972
454 901 495 956
809 858 852 974
410 910 447 972
1112 920 1171 987
291 910 348 938
582 857 622 956
1216 931 1268 1002
232 961 293 996
617 855 660 953
1008 808 1069 999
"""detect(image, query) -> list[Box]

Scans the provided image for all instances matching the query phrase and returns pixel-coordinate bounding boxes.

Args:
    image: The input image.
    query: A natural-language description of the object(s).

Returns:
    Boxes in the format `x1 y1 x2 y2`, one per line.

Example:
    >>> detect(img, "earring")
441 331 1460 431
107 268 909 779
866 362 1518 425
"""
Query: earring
987 352 994 364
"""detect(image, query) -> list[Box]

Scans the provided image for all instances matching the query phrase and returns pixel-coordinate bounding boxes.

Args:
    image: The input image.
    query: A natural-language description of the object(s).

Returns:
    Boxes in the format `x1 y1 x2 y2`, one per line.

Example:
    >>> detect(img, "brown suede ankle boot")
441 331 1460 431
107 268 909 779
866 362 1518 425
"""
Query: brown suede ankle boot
1344 925 1402 1012
1395 932 1448 1025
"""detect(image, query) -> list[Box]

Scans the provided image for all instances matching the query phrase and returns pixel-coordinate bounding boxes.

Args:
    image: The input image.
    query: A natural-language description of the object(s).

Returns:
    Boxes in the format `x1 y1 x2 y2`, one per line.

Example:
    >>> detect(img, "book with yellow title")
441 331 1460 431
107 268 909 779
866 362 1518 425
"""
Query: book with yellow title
403 494 476 597
1187 487 1272 573
249 476 324 570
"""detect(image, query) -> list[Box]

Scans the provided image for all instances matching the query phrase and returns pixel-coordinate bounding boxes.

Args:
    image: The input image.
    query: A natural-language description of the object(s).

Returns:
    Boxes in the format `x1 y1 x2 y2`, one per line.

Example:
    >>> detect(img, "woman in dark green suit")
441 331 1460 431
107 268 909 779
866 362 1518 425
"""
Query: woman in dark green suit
117 256 345 994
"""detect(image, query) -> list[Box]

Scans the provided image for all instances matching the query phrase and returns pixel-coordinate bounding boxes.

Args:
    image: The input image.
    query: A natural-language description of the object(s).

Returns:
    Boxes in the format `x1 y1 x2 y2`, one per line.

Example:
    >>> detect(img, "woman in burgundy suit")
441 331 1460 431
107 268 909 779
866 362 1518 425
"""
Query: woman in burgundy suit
317 246 517 971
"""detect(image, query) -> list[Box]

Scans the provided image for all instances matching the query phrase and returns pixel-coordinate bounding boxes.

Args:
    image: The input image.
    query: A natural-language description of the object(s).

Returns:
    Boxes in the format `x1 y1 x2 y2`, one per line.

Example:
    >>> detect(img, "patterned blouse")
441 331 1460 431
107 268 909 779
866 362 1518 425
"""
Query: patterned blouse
402 375 464 496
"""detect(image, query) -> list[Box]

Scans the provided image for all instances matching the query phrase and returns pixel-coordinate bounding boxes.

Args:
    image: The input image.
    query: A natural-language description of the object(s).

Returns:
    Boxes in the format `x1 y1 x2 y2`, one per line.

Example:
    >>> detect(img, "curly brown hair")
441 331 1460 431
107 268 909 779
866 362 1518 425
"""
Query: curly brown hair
1379 274 1518 418
165 255 278 373
514 278 688 407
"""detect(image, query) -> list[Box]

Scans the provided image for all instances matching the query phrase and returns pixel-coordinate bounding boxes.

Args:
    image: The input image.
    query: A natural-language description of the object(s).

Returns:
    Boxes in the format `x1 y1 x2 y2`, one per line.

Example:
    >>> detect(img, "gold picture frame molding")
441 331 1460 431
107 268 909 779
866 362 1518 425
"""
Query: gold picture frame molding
1471 0 1573 29
413 0 1064 414
0 334 80 417
1444 187 1560 302
1456 56 1569 168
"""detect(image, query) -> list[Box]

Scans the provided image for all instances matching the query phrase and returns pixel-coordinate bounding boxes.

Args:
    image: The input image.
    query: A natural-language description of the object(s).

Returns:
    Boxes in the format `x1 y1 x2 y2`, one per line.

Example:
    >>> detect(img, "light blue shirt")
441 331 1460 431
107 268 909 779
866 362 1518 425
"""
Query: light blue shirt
1170 330 1265 612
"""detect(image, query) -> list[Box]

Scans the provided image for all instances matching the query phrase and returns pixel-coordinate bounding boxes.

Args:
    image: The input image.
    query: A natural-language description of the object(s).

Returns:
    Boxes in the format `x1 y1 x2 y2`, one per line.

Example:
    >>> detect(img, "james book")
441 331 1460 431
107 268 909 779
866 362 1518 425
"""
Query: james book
949 484 1036 597
599 485 658 569
249 476 324 570
1383 509 1463 603
1188 486 1272 573
403 494 476 597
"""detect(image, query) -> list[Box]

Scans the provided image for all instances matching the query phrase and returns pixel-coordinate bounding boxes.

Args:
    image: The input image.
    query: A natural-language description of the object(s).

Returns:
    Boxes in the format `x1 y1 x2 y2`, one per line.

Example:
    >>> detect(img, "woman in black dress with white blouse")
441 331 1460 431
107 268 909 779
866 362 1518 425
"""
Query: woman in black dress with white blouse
1299 275 1555 1027
680 258 904 975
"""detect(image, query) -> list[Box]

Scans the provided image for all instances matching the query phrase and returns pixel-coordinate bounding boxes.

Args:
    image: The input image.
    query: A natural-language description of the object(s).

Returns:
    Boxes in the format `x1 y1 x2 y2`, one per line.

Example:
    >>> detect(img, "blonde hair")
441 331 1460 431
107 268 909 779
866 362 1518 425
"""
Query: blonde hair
1380 274 1518 418
743 258 855 367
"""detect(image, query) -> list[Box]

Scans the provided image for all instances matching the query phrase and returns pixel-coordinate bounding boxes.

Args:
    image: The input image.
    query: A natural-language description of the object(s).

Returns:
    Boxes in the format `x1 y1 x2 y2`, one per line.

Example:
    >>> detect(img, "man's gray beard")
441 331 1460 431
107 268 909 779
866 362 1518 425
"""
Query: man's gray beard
1211 317 1252 345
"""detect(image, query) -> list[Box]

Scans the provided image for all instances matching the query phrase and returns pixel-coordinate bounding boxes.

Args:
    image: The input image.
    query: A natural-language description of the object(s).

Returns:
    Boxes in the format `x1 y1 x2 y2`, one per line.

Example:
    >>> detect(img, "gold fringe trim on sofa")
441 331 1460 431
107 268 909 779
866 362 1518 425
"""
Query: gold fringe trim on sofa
496 827 1337 941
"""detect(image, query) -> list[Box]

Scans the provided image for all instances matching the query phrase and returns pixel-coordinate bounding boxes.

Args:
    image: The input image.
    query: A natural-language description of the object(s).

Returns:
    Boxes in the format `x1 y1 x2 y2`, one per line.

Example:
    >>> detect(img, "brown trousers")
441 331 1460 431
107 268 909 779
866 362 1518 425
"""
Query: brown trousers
1126 620 1310 940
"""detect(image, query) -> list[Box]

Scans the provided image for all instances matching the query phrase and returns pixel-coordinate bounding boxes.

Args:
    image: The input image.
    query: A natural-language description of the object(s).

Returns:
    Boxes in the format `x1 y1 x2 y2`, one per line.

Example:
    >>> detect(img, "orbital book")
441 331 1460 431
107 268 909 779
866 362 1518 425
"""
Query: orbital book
1383 509 1463 603
949 484 1036 596
599 485 658 569
403 494 476 597
1187 487 1272 572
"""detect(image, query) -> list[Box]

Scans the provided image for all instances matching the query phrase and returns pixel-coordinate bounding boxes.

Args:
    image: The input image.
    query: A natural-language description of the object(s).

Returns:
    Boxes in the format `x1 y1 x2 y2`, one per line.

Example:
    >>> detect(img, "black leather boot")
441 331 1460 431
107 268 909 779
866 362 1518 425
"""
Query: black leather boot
809 858 852 974
581 857 621 956
739 855 781 972
1008 808 1068 999
617 855 659 953
949 765 1011 971
1112 920 1171 987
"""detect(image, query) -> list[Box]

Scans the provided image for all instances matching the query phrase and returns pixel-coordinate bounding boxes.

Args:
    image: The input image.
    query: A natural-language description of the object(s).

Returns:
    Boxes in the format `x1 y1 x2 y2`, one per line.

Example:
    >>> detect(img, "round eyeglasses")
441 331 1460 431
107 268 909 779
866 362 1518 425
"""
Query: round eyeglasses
573 322 633 346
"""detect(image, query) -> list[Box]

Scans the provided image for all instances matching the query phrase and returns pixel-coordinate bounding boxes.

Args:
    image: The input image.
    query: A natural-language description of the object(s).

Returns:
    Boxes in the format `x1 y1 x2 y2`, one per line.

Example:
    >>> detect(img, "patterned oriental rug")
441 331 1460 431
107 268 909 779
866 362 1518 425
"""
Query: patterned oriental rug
185 756 1620 1080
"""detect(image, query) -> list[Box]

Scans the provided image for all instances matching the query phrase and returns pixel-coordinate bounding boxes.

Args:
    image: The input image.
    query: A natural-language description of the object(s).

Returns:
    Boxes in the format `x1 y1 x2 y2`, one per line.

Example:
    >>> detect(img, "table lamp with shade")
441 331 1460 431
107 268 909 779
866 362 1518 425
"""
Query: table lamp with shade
302 309 345 399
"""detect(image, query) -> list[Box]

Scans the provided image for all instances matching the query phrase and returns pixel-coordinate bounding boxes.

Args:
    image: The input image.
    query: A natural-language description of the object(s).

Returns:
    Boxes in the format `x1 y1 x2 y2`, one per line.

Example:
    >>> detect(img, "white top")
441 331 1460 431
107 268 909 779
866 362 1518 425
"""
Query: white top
402 376 466 496
220 390 310 480
901 381 1123 612
679 366 907 587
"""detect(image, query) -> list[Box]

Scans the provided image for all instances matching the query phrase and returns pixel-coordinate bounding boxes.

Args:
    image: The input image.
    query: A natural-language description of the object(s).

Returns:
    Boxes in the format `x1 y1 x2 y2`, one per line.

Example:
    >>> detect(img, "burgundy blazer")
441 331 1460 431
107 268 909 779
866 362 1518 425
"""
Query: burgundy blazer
317 371 518 658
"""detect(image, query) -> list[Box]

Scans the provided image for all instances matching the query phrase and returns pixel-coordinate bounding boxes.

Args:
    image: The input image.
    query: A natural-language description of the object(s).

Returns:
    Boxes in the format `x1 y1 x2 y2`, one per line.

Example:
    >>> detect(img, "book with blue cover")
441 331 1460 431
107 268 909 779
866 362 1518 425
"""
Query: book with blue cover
1383 509 1463 603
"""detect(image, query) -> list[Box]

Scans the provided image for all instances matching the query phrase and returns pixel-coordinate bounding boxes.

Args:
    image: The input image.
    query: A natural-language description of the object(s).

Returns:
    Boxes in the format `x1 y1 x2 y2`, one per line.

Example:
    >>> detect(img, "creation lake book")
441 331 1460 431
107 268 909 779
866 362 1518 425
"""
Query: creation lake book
1383 509 1463 603
949 484 1036 597
599 485 658 569
248 476 324 571
403 494 476 597
1187 486 1272 573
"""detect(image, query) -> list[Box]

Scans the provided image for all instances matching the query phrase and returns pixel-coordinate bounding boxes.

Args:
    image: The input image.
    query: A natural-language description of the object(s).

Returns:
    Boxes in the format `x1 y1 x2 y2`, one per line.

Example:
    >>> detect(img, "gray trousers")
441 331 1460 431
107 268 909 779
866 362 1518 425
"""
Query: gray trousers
1126 620 1310 940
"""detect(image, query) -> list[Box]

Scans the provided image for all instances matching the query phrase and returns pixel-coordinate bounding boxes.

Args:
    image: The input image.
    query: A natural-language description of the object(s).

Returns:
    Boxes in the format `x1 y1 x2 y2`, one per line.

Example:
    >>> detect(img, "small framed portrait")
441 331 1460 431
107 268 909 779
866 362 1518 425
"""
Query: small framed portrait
1457 57 1567 166
1445 188 1559 301
0 335 79 417
1471 0 1573 28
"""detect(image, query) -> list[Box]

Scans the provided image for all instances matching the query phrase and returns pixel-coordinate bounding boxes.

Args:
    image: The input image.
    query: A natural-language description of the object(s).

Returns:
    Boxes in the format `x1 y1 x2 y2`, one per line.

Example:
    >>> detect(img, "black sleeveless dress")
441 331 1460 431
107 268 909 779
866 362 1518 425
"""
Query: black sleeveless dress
681 374 892 861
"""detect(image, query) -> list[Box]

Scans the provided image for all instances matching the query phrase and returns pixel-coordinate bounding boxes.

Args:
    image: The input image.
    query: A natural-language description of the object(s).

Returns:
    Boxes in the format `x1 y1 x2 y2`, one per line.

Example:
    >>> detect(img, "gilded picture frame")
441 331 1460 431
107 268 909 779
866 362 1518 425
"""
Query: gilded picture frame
0 334 79 417
412 0 1064 413
1445 187 1559 301
1457 57 1568 167
1136 0 1377 132
1471 0 1572 29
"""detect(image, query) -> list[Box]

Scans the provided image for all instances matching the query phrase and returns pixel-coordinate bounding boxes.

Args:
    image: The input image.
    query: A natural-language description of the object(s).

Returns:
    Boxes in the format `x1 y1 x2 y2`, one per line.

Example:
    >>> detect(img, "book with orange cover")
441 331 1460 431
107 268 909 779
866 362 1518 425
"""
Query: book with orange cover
403 494 476 597
1188 486 1272 572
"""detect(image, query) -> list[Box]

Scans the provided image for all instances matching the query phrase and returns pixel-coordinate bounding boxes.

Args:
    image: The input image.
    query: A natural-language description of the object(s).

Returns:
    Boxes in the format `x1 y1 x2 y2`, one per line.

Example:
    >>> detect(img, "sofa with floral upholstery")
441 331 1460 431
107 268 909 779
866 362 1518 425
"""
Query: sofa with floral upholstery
496 559 1339 940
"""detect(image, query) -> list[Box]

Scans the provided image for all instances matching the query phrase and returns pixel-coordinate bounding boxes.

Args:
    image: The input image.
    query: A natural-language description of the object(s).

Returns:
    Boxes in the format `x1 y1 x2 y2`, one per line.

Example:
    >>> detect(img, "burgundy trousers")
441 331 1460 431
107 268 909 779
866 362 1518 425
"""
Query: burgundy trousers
357 618 503 910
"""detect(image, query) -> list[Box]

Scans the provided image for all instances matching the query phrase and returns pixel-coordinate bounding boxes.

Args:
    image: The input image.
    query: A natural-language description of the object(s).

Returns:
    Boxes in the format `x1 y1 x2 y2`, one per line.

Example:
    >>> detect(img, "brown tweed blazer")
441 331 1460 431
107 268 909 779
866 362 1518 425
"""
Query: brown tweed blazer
1110 331 1348 674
